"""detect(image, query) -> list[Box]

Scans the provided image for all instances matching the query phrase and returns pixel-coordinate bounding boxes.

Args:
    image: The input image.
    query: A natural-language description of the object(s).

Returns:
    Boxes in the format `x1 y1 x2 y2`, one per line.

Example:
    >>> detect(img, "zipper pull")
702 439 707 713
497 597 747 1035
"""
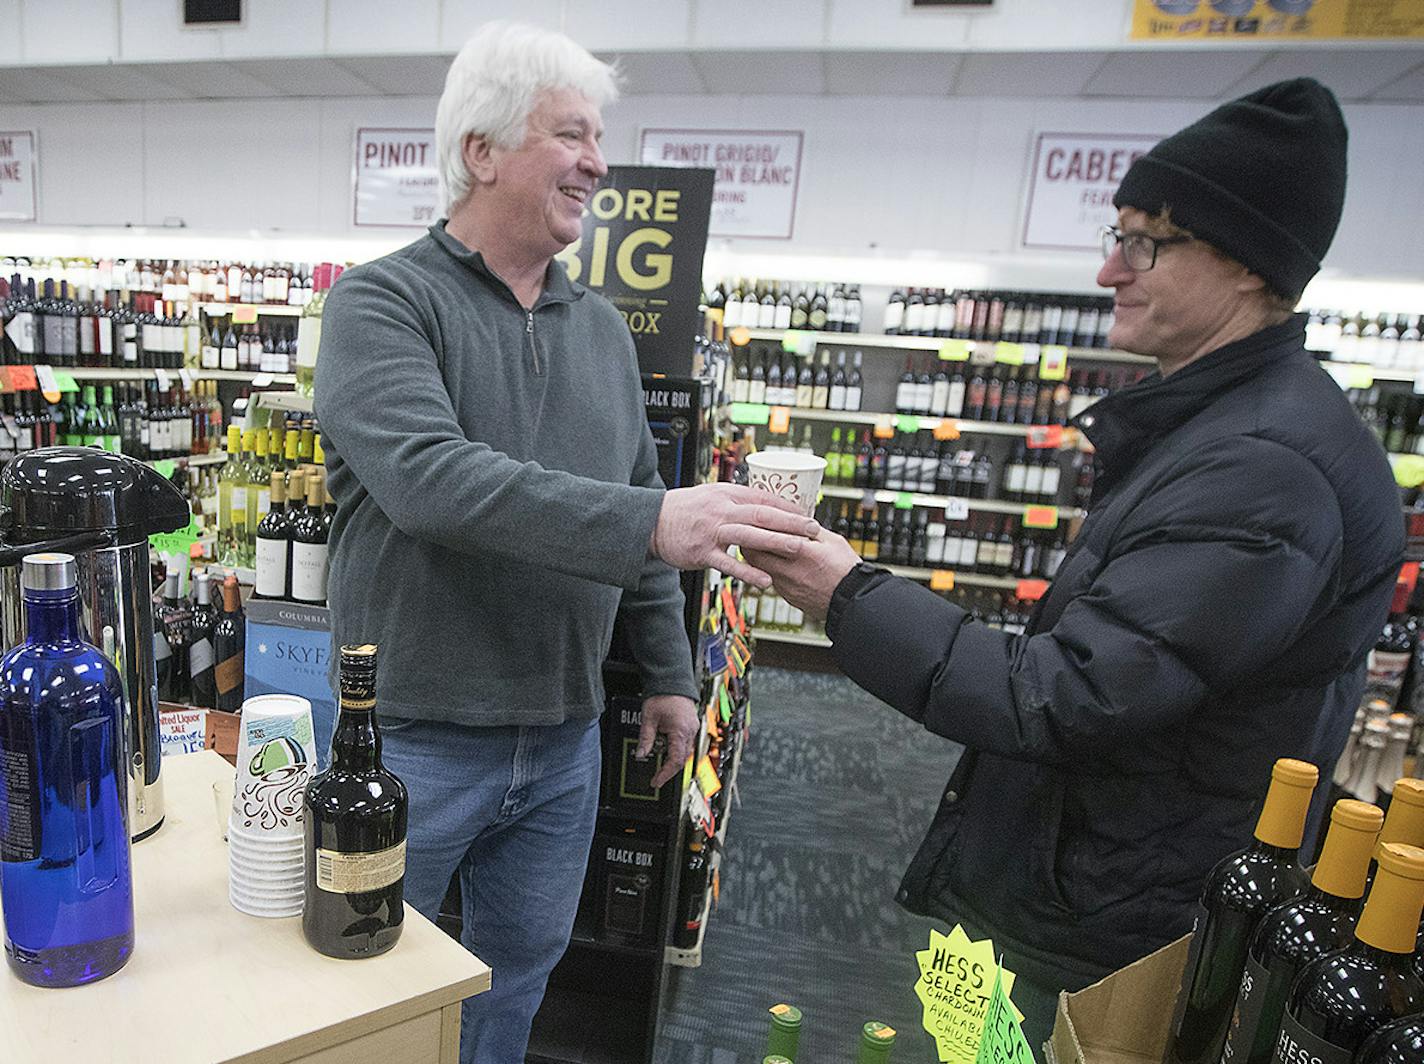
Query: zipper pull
526 311 534 334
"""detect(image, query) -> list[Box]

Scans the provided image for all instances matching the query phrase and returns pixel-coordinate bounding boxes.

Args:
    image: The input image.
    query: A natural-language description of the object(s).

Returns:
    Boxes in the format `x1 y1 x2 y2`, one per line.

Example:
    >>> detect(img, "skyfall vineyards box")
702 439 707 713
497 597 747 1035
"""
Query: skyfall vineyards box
244 599 336 768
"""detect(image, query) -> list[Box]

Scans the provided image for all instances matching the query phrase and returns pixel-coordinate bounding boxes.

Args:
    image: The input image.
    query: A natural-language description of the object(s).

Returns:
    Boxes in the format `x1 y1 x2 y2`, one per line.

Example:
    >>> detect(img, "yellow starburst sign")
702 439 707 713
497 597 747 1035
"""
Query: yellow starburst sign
915 925 1024 1064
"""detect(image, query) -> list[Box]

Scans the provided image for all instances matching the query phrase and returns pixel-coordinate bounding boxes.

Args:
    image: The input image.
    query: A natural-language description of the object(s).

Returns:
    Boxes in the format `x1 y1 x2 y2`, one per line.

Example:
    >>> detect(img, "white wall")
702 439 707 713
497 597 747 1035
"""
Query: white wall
3 91 1422 293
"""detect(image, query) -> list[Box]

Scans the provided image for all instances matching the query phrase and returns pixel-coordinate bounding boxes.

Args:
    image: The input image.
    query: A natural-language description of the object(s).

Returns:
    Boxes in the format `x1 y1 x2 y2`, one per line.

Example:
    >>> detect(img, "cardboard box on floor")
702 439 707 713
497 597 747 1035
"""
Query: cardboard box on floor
1045 935 1190 1064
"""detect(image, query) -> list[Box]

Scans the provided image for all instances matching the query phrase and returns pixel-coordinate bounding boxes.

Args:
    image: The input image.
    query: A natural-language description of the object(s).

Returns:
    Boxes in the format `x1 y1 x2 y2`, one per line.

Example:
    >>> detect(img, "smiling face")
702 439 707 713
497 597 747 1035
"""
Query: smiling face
1097 206 1269 369
472 87 608 264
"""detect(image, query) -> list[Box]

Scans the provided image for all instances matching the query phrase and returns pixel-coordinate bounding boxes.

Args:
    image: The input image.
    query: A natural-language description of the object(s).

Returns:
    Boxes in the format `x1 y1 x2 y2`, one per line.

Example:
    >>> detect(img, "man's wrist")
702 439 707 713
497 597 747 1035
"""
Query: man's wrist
826 562 889 642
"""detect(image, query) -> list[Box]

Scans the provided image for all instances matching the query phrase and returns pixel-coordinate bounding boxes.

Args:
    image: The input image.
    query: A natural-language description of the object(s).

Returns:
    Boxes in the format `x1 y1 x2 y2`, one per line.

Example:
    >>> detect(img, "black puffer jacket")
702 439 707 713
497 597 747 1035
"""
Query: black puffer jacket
827 317 1402 989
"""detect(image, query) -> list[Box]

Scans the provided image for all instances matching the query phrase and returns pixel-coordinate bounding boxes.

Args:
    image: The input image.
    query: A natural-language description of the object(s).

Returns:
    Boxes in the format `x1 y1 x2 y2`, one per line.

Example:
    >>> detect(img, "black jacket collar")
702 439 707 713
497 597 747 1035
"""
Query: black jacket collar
429 219 583 310
1075 315 1308 489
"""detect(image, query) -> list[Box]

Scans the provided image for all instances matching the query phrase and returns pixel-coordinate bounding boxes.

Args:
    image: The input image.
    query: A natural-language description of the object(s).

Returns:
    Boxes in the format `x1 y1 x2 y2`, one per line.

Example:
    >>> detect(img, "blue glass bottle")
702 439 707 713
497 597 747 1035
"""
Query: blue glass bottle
0 552 133 987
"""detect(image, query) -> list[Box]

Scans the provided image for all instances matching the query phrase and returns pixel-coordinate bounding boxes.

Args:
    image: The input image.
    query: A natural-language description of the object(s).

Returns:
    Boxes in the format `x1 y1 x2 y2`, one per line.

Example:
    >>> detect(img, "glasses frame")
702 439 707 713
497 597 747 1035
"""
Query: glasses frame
1100 225 1192 272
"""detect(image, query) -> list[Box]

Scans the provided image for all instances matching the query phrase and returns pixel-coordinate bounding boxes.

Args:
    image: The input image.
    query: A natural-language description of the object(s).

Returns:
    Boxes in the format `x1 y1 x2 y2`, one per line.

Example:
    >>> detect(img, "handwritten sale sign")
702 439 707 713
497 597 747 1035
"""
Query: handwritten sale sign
1020 132 1161 251
353 128 440 228
639 128 803 239
916 925 1024 1063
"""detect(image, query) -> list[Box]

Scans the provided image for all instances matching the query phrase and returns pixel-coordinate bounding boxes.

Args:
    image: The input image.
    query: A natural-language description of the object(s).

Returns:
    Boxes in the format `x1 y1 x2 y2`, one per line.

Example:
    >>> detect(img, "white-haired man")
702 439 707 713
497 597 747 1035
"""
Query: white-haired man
315 22 814 1063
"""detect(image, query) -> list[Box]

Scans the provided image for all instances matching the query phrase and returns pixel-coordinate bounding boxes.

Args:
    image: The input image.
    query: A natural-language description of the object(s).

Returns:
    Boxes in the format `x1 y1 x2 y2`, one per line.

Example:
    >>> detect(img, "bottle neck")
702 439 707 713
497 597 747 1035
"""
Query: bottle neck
330 701 380 773
24 588 82 643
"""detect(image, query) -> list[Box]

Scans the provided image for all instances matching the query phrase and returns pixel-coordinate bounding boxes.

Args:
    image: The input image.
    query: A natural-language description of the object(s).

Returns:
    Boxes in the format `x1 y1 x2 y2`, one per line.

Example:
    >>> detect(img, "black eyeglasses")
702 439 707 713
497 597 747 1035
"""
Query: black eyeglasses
1100 225 1192 272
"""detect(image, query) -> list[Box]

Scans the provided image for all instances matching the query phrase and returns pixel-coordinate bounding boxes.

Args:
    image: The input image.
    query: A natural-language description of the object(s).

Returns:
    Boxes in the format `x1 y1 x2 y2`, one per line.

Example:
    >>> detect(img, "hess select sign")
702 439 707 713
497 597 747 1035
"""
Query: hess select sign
556 165 714 377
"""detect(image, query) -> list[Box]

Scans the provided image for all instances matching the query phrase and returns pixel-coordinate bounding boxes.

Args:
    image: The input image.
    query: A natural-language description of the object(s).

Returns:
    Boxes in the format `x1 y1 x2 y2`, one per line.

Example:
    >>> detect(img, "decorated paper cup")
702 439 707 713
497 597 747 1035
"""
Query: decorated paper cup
230 694 316 841
745 452 827 518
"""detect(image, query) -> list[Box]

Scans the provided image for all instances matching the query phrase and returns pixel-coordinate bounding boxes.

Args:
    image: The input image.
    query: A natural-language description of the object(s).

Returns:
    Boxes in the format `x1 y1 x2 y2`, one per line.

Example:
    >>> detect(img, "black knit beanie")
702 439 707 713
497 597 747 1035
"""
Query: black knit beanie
1113 77 1347 302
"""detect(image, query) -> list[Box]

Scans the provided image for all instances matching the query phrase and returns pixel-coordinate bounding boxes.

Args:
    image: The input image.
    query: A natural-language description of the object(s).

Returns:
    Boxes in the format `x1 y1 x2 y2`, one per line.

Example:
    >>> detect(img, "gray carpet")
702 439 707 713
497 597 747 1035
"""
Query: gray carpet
653 665 964 1063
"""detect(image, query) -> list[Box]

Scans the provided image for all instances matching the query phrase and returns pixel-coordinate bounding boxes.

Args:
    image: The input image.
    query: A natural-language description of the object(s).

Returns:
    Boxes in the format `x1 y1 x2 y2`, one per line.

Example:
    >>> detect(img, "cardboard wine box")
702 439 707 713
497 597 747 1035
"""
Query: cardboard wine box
580 818 669 949
600 696 679 819
1046 935 1191 1064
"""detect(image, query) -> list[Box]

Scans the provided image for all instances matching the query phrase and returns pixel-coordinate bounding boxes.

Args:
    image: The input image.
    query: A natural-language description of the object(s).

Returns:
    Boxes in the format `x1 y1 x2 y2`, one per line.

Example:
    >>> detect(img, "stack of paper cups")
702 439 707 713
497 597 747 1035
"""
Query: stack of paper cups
227 694 317 918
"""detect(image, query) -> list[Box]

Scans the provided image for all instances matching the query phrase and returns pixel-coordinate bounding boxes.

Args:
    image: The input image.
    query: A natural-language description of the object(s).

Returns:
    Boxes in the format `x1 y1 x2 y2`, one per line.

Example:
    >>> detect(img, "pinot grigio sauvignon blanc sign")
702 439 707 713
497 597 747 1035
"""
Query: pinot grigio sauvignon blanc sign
353 128 439 228
0 133 37 222
1020 132 1161 252
639 129 803 239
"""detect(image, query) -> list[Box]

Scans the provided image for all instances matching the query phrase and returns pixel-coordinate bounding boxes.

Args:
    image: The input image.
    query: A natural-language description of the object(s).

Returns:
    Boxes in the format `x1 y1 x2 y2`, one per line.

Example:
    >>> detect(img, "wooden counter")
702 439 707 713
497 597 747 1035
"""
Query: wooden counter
0 750 490 1063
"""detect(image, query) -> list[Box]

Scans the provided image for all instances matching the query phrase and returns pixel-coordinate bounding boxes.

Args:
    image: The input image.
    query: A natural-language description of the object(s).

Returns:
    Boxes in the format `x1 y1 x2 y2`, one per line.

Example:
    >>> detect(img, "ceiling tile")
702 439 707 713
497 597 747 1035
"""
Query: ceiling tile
690 51 825 95
1083 50 1272 99
0 67 106 103
1221 49 1424 101
138 61 285 99
954 51 1107 98
1369 59 1424 101
25 64 189 101
822 52 962 96
610 52 707 95
233 57 383 97
331 55 451 96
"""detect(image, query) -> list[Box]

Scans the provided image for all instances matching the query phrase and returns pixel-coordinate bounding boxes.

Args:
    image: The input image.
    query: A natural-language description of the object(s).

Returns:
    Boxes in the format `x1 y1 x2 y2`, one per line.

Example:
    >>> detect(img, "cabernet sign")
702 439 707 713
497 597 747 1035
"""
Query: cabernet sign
1020 132 1161 251
639 129 803 239
0 132 37 222
352 128 439 228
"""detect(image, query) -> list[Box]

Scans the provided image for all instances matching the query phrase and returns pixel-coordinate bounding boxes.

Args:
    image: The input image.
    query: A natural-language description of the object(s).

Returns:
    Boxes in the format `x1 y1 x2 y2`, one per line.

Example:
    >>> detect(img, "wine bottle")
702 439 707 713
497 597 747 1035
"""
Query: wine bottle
0 552 133 986
291 473 330 605
255 472 293 600
1221 798 1383 1064
154 570 192 705
302 644 408 959
1275 843 1424 1063
765 1003 802 1062
213 573 245 713
1355 1012 1424 1064
857 1021 896 1063
1165 758 1319 1064
672 834 709 950
188 571 217 710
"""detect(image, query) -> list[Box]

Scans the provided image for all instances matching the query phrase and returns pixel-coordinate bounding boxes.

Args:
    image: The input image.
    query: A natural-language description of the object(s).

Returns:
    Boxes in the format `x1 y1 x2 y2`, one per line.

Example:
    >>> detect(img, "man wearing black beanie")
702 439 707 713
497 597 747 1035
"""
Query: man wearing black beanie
749 78 1403 1054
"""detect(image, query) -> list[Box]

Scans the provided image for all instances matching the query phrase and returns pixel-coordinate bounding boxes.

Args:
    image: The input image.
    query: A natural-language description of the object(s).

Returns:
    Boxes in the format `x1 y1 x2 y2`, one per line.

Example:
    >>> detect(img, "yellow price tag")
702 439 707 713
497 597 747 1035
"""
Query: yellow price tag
994 342 1026 365
938 339 972 362
930 570 955 591
768 406 792 435
1038 344 1069 381
231 304 260 325
695 754 722 799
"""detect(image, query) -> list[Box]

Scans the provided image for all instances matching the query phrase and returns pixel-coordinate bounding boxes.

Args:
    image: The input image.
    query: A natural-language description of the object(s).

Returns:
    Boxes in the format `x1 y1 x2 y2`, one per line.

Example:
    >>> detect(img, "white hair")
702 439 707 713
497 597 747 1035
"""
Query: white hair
435 21 619 212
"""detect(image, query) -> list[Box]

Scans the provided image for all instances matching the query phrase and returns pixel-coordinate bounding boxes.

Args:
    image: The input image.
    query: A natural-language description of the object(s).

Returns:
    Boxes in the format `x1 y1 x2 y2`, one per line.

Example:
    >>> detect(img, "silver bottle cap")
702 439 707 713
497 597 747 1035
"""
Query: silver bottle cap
21 552 77 592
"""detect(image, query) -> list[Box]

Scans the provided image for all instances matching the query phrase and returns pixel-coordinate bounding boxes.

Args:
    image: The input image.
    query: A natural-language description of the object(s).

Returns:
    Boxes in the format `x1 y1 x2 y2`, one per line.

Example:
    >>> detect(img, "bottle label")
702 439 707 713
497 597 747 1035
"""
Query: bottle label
0 746 40 861
255 537 290 598
292 541 329 602
315 839 406 895
201 344 219 370
883 303 905 332
1169 904 1210 1047
188 636 215 680
1271 1013 1350 1064
296 318 322 369
229 488 248 516
216 653 244 696
1221 953 1271 1064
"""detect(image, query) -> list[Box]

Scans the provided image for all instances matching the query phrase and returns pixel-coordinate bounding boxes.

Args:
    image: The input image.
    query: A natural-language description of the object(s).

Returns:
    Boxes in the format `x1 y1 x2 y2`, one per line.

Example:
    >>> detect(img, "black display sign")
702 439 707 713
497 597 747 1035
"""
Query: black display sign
555 165 714 377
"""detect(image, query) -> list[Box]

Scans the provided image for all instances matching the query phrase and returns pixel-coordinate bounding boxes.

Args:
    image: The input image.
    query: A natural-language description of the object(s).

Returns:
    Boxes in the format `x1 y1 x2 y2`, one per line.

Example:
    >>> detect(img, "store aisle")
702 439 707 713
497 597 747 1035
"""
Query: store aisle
655 665 963 1063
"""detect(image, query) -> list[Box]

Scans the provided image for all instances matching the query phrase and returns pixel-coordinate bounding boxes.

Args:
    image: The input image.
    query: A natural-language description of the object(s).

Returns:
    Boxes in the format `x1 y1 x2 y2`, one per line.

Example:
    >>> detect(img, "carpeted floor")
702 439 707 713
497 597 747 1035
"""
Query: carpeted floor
652 663 965 1064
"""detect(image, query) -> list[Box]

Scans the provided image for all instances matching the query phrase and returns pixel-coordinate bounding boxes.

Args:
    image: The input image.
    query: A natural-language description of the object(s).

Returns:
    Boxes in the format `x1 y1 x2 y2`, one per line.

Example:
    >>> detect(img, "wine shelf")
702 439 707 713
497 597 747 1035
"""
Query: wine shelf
195 302 305 317
752 628 832 648
726 403 1083 441
882 563 1023 589
58 367 296 385
740 328 1154 364
253 391 315 413
665 742 744 970
819 484 1081 522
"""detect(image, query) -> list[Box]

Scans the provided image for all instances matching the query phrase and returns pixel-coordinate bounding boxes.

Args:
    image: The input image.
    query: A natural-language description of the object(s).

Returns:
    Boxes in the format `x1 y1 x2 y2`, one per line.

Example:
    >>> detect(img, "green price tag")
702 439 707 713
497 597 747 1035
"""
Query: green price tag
896 414 920 435
781 330 804 353
148 514 201 559
938 339 972 362
53 371 80 393
894 492 915 510
994 342 1026 365
152 459 176 479
728 402 771 426
719 685 733 725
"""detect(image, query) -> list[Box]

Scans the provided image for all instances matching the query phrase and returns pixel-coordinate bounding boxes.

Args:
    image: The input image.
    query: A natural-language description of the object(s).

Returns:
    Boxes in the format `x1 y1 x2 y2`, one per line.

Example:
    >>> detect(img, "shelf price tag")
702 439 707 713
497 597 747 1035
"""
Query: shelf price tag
729 402 770 425
154 368 171 391
231 304 259 325
873 415 896 439
1325 362 1372 390
34 364 60 403
178 368 195 389
894 492 915 511
938 340 972 362
695 754 722 800
781 330 815 355
728 326 752 347
251 373 275 388
944 497 970 521
52 370 79 394
768 406 792 435
896 414 920 435
933 419 961 441
4 366 38 392
1023 505 1059 529
1038 344 1069 381
1413 374 1424 396
930 569 956 592
994 342 1026 366
718 684 734 725
1015 578 1050 602
1025 425 1064 450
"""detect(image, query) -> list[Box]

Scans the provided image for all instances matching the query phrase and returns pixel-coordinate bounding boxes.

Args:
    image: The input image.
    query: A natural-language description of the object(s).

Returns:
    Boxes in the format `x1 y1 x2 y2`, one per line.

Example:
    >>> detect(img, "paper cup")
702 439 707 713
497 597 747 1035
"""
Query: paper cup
745 452 827 518
229 884 303 919
230 869 304 893
230 694 316 841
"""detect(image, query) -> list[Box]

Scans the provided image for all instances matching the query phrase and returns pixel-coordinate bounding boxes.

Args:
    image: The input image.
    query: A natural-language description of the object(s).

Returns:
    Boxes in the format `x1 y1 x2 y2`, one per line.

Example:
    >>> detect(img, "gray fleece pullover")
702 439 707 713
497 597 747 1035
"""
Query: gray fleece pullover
314 221 698 725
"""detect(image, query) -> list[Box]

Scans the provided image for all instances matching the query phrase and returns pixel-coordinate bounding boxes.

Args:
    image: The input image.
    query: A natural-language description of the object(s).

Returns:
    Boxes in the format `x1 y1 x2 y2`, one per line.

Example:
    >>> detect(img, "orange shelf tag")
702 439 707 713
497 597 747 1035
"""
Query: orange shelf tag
1016 579 1050 601
768 406 791 435
5 366 38 392
929 570 956 592
231 304 260 325
1026 425 1064 449
933 420 961 441
696 754 722 799
1023 505 1059 529
873 415 896 439
729 326 752 347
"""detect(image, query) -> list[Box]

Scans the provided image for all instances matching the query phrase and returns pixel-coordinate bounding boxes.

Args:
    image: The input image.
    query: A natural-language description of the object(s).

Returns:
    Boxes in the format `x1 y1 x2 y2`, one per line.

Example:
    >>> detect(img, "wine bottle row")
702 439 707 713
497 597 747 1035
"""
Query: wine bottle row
1166 758 1424 1064
3 254 322 307
731 346 865 411
153 567 247 714
1348 387 1424 456
706 278 864 333
1307 310 1424 371
0 380 227 462
752 585 1041 641
883 288 1117 348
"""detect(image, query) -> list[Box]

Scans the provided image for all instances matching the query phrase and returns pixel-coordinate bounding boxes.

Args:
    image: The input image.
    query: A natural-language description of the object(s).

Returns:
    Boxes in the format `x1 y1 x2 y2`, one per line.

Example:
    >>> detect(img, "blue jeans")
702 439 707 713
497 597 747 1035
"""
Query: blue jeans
375 714 602 1064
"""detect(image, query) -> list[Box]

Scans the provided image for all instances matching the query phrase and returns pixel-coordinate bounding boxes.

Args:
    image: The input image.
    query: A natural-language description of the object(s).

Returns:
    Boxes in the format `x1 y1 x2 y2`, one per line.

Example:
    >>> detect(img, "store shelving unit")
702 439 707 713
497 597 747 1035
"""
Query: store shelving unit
741 328 1155 364
195 301 305 317
727 403 1085 441
664 739 744 969
819 484 1078 522
60 367 297 384
753 627 832 649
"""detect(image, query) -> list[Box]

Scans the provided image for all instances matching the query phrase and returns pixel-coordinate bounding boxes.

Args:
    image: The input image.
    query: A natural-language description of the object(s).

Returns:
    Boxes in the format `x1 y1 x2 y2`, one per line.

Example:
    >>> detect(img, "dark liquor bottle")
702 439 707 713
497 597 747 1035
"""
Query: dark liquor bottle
291 475 330 605
213 573 245 713
0 552 133 987
846 351 863 411
1165 758 1319 1064
188 571 217 710
1355 1012 1424 1064
154 570 191 704
853 429 872 488
884 288 906 335
1275 843 1424 1063
671 834 709 950
795 355 813 408
876 504 895 562
303 644 408 959
896 356 915 415
812 351 831 410
829 350 848 411
1220 798 1383 1064
765 1004 803 1062
255 472 293 600
749 352 767 405
869 433 889 490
